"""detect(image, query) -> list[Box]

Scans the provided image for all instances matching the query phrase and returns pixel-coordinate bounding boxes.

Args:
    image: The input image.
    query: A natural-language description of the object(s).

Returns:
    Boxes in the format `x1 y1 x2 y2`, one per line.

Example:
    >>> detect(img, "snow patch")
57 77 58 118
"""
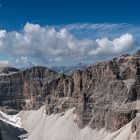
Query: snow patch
0 110 21 127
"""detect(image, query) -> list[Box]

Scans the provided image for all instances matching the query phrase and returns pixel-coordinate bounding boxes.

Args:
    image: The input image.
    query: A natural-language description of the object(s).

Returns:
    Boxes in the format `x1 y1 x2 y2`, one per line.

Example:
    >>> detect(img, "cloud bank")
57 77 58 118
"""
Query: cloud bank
0 23 138 67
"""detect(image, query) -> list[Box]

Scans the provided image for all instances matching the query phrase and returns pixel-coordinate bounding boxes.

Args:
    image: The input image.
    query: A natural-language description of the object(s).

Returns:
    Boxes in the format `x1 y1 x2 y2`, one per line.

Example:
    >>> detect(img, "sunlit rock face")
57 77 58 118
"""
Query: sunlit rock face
0 51 140 137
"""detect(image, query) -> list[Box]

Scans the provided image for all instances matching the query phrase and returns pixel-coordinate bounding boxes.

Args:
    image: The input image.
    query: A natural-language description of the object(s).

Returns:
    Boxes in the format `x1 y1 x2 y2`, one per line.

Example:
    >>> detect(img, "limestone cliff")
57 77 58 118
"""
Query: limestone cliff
0 51 140 138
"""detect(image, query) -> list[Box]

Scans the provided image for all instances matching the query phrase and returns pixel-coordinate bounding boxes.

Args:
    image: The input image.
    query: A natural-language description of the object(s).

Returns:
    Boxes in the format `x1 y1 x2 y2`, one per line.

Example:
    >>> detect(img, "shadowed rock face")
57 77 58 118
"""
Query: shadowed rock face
0 51 140 135
0 120 27 140
0 67 20 75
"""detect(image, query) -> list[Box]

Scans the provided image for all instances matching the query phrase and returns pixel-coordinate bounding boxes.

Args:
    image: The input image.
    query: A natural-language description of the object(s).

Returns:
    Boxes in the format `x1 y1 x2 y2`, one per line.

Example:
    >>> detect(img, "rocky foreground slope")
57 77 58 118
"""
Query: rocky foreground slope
1 51 140 139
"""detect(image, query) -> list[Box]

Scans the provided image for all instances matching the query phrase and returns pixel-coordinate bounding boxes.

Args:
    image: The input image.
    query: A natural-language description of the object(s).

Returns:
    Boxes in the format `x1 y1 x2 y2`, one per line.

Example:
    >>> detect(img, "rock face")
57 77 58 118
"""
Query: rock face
0 120 27 140
0 51 140 136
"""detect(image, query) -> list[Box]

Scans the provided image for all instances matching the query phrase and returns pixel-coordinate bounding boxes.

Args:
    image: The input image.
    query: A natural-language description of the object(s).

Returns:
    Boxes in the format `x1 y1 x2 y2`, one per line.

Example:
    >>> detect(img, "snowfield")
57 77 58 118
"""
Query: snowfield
0 107 137 140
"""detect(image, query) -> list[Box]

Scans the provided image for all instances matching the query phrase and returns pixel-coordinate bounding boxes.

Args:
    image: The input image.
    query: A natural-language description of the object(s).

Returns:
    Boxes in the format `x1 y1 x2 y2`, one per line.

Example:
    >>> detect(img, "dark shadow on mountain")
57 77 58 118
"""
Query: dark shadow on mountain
0 120 27 140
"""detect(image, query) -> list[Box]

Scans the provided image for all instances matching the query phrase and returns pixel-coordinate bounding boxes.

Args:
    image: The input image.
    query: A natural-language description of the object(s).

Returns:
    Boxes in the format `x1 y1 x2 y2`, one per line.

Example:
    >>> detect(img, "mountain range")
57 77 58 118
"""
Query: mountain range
0 50 140 140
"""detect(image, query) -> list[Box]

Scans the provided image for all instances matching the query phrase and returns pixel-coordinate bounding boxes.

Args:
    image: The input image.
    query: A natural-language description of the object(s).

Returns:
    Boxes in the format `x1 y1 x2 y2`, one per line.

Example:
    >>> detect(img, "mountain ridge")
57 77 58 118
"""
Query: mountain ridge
0 50 140 139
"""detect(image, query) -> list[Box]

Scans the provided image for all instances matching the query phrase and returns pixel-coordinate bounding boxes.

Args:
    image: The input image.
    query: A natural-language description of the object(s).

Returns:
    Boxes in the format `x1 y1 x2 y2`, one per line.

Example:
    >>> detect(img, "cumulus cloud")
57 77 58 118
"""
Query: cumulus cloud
0 23 138 67
89 34 136 55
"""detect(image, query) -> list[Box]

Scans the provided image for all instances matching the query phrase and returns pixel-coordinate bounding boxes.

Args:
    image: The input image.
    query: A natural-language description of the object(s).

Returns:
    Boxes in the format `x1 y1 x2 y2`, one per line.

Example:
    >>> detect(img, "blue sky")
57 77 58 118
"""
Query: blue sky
0 0 140 67
0 0 140 30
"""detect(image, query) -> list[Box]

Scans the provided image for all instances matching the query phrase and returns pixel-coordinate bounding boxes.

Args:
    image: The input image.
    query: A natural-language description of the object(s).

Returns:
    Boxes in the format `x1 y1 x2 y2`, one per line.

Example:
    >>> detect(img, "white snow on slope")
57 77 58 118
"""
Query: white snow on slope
0 107 137 140
0 110 21 127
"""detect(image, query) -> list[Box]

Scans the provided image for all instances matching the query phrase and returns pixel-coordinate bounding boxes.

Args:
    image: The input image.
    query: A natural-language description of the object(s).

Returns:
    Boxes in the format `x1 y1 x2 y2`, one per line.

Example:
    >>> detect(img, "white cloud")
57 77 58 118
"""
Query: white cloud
15 56 29 67
0 60 10 67
0 23 138 66
0 30 6 50
89 34 136 55
62 23 140 40
0 30 6 38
